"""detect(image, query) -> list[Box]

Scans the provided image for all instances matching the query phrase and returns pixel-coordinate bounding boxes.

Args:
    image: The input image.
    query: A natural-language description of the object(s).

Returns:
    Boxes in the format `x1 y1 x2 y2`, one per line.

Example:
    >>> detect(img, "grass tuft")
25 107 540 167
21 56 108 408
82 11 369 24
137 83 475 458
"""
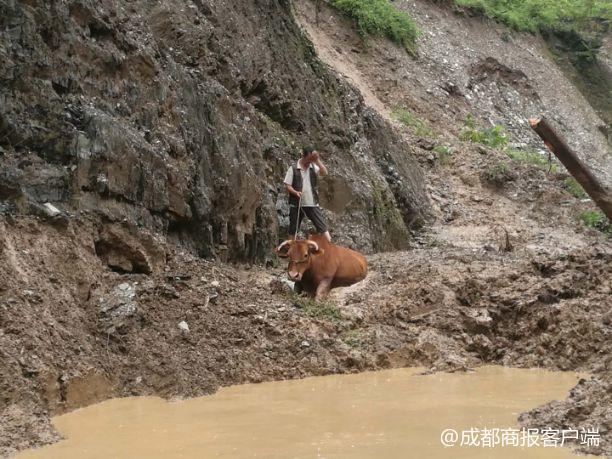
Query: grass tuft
330 0 420 52
578 211 612 235
433 145 453 164
482 161 512 186
459 116 560 173
342 329 364 348
291 293 343 323
505 149 556 172
459 123 508 149
563 178 588 199
391 108 434 137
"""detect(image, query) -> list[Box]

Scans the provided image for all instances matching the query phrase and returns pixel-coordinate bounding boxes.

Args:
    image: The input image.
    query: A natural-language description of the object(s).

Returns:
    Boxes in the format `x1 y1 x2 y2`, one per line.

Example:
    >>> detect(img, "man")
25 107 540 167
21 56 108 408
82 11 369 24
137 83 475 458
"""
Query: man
284 146 331 242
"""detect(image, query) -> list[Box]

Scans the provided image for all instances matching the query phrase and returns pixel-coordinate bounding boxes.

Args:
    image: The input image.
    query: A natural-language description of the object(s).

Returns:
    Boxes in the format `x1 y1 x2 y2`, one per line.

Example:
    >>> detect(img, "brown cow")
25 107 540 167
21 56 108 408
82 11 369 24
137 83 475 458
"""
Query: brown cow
275 234 367 300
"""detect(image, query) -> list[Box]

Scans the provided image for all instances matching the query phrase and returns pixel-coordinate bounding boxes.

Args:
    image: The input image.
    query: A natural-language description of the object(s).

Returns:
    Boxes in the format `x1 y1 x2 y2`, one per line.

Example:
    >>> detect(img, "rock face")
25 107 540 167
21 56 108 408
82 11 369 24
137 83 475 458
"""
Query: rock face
95 222 166 274
0 0 429 260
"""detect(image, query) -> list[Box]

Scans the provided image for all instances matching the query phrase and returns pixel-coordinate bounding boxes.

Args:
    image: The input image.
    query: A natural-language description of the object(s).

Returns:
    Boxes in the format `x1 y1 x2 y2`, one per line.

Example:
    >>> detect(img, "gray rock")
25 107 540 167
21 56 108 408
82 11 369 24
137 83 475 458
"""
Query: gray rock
98 283 137 334
42 203 61 217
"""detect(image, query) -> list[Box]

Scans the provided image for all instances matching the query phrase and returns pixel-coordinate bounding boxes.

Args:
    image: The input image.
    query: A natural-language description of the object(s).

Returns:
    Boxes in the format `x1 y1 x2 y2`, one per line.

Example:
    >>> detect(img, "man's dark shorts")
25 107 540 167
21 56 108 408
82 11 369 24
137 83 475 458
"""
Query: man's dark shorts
289 206 328 235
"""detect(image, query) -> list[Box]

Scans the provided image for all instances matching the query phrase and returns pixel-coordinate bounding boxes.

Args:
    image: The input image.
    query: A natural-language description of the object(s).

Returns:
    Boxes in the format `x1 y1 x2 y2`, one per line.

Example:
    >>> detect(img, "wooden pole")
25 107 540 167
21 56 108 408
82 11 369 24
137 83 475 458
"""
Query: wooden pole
529 117 612 221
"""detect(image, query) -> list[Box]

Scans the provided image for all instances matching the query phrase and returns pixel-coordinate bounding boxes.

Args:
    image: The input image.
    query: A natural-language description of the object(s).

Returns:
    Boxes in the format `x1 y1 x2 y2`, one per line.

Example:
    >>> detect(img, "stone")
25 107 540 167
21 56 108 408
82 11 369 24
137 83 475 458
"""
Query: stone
97 283 137 335
42 203 61 217
208 293 219 303
95 223 166 274
178 321 190 333
269 278 294 295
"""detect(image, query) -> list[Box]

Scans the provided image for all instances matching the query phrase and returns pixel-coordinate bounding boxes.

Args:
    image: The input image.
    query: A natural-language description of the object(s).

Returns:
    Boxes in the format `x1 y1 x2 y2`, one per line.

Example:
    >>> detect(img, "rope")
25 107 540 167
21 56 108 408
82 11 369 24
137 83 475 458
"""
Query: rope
294 192 303 240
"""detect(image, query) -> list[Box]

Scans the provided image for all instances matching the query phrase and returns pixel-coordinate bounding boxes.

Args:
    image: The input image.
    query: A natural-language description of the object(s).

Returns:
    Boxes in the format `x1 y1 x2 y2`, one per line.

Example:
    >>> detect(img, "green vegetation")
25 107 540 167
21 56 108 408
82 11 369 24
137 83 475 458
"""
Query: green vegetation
505 148 555 172
292 294 343 323
482 161 512 186
578 211 612 235
459 121 508 149
433 145 452 164
459 116 559 173
563 178 588 199
391 108 434 137
342 329 364 348
329 0 420 52
453 0 612 36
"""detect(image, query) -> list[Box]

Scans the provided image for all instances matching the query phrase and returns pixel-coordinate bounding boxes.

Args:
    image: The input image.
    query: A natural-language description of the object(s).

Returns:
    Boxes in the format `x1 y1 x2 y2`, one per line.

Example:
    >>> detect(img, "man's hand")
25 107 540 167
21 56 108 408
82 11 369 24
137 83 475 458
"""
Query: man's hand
285 183 302 199
313 151 328 176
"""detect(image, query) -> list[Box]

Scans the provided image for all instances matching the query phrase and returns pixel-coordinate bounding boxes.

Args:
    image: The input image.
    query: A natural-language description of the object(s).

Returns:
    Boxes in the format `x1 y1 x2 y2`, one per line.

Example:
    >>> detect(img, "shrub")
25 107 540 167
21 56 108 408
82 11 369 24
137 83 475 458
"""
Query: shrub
564 178 588 199
391 108 434 137
578 211 612 235
330 0 420 52
460 123 508 149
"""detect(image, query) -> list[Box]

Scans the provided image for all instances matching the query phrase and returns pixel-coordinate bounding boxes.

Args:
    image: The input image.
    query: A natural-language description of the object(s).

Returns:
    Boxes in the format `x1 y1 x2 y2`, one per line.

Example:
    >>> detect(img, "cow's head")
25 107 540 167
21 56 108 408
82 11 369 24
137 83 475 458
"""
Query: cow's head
275 239 324 281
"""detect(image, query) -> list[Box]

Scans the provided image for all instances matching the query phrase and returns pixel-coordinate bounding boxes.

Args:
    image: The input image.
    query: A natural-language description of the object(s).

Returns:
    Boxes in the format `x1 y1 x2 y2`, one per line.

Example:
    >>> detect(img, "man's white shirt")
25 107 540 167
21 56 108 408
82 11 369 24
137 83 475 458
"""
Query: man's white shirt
284 161 320 207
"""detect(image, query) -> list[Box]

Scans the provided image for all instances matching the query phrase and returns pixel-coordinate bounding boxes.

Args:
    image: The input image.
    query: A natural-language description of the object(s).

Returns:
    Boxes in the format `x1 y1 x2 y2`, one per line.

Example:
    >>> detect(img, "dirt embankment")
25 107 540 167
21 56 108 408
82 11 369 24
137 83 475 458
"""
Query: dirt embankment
1 0 611 457
1 214 610 457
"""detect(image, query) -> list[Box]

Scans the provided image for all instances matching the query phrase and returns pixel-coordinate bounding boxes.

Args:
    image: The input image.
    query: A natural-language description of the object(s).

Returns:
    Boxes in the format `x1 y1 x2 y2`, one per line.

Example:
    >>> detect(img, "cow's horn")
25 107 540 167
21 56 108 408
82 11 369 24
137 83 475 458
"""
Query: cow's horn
306 240 319 252
275 239 293 257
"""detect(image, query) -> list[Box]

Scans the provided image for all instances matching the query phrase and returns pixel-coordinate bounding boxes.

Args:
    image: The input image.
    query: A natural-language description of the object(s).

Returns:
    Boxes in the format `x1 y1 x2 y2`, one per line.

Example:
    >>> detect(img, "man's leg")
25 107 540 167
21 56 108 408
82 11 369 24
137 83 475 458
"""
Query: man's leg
303 207 331 242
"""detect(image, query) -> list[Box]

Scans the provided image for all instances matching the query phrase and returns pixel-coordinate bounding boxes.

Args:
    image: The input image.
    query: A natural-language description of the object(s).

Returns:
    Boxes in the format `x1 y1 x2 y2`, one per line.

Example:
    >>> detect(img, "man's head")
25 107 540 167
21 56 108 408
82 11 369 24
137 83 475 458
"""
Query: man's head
301 146 318 164
275 239 324 281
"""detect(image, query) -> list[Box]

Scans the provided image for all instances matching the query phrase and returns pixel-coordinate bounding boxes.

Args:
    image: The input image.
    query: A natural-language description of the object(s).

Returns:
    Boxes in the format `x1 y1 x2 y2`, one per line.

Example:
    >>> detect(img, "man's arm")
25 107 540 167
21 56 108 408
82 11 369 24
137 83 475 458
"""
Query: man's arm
283 167 301 198
285 183 301 198
313 152 328 176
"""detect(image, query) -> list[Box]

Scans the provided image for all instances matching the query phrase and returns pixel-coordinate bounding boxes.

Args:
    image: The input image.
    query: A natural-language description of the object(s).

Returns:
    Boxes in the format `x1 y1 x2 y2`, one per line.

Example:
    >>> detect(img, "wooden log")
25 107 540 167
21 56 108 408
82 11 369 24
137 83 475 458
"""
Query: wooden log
529 117 612 221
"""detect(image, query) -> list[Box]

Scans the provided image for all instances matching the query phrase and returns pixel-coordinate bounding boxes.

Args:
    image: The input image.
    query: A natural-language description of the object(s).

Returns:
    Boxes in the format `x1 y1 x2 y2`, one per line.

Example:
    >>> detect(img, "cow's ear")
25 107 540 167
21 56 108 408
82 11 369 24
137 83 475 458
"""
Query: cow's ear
307 241 324 255
275 240 292 258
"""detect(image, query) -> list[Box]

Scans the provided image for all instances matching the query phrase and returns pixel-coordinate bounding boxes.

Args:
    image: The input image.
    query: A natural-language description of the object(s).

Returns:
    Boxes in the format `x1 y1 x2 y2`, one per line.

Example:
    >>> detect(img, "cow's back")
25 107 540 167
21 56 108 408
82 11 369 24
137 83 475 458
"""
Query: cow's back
305 235 366 287
331 246 367 287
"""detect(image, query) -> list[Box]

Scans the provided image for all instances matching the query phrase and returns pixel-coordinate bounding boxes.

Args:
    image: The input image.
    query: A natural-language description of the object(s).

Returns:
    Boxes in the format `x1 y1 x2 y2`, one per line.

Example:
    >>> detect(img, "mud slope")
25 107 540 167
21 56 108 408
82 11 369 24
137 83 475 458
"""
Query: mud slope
1 215 610 457
292 1 612 456
1 0 611 457
295 0 611 184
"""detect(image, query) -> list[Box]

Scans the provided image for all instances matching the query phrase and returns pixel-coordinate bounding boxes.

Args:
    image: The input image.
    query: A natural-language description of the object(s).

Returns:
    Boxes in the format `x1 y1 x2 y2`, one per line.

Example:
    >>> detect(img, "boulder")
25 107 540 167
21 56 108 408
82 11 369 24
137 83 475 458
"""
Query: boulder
95 223 166 274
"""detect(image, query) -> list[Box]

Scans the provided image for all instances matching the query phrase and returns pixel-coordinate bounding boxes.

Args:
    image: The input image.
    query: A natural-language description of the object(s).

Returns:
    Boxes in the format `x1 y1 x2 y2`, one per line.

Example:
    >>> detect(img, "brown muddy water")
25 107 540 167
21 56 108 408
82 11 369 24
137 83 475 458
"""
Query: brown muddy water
17 366 587 459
